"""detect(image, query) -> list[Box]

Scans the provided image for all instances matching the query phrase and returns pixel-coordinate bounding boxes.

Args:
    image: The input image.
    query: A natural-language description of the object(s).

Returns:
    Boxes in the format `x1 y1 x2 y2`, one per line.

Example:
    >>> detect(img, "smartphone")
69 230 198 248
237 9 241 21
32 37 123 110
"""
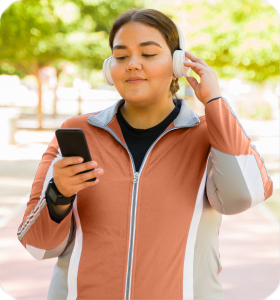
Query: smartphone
55 128 96 182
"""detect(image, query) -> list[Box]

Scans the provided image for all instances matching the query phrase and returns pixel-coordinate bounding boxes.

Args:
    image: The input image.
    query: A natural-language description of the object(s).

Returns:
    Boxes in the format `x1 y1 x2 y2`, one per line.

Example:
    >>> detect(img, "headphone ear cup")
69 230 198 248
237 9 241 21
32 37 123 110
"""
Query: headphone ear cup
102 56 114 86
173 22 191 78
173 49 191 78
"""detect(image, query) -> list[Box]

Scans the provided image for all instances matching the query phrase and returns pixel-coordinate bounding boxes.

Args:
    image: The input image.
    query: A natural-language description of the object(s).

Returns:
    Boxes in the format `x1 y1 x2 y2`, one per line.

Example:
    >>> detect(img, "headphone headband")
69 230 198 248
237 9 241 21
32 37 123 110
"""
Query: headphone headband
174 22 186 51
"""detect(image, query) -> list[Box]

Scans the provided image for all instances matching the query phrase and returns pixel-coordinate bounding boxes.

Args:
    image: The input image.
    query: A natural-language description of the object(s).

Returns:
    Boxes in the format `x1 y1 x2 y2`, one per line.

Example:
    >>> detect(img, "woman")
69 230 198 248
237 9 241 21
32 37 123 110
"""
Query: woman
17 8 273 300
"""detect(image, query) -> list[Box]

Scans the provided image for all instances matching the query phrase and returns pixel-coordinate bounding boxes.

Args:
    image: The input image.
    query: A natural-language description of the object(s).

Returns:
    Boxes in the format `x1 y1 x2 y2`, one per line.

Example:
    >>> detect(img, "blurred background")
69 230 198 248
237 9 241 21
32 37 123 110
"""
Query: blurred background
0 0 279 299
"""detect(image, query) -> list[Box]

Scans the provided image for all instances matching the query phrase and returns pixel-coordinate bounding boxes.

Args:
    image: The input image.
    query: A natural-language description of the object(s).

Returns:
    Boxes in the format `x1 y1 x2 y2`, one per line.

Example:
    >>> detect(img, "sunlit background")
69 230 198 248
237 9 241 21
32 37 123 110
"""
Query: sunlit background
0 0 279 299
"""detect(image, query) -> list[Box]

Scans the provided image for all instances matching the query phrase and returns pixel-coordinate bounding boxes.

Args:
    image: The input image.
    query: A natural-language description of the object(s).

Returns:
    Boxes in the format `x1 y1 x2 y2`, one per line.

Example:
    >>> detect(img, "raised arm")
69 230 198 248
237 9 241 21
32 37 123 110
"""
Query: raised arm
205 97 273 215
183 50 273 215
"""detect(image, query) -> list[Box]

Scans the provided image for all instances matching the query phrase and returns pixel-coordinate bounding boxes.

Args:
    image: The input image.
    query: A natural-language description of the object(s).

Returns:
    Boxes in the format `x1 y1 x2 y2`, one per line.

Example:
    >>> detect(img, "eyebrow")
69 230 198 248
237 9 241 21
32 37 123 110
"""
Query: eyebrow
113 41 162 51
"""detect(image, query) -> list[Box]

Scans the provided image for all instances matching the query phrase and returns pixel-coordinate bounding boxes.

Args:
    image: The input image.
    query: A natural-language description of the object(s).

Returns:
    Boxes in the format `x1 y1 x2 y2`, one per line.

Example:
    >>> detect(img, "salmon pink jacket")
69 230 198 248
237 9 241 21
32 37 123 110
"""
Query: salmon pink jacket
17 97 273 300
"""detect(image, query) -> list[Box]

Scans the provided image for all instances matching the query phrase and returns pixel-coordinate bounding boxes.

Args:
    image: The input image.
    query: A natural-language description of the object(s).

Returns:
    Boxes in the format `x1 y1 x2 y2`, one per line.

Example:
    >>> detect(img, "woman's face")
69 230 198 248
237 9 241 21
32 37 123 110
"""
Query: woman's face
110 21 175 106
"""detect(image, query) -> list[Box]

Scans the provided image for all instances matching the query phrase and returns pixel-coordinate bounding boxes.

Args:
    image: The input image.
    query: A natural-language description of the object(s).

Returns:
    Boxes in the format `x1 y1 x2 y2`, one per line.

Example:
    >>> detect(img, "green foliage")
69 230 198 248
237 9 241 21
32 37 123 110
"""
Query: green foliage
0 0 146 76
87 69 105 87
0 62 25 77
172 0 280 85
1 0 278 87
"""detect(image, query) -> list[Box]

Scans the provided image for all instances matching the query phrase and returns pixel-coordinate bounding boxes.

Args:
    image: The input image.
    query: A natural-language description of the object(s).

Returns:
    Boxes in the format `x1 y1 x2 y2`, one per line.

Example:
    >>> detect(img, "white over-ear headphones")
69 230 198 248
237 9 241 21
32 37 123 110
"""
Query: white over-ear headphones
102 22 191 86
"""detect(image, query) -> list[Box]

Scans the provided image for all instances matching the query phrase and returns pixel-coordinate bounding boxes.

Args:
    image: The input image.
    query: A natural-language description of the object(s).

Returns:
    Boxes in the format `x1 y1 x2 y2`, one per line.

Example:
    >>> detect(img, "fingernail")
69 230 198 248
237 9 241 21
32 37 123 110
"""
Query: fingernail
78 157 83 162
97 169 104 175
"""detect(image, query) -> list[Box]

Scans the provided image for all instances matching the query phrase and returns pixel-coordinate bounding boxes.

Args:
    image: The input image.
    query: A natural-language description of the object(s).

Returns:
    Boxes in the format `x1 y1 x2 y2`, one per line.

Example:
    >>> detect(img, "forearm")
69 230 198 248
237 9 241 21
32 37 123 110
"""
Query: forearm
205 97 273 214
17 121 75 260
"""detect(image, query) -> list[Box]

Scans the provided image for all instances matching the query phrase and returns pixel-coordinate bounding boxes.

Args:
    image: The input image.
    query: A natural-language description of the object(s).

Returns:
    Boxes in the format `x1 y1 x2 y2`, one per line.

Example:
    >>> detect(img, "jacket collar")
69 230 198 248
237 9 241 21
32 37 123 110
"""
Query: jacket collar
86 98 200 128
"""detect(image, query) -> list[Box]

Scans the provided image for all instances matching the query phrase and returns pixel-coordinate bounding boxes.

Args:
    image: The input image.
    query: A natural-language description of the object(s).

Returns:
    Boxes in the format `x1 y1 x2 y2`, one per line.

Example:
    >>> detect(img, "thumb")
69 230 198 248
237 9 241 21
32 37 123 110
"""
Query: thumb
186 76 198 89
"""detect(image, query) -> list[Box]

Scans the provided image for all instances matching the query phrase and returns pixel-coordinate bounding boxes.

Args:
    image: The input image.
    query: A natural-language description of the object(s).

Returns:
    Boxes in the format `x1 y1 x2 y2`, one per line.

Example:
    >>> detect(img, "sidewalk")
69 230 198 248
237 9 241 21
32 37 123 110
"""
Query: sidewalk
218 203 280 300
0 205 57 300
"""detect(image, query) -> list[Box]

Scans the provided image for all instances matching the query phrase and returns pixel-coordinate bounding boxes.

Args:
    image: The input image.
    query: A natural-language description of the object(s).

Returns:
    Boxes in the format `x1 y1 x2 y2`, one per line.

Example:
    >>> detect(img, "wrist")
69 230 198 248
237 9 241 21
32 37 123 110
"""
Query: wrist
203 95 222 106
46 178 76 205
51 202 72 215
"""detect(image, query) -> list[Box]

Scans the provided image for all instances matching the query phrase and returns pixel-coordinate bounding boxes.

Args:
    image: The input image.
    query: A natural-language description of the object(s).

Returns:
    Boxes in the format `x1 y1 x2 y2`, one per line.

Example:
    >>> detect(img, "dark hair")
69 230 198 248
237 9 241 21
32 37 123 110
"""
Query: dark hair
109 8 180 98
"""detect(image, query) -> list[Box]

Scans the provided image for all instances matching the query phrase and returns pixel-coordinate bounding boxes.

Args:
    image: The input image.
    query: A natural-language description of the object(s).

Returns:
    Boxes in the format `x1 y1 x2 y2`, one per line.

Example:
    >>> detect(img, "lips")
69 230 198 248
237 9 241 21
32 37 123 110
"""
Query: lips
126 79 147 84
127 79 146 82
126 76 146 82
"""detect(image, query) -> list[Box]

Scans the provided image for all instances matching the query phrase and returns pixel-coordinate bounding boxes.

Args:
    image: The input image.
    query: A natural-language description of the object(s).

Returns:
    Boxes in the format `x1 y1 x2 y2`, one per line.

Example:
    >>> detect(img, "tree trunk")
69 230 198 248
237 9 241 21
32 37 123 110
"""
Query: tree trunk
53 84 57 118
53 71 61 118
36 74 43 130
78 90 82 115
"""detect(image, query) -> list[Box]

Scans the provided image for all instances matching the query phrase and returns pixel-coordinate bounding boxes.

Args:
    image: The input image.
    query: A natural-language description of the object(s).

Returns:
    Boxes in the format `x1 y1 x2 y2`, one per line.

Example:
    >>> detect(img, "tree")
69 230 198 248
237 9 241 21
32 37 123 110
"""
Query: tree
0 0 145 128
165 0 280 86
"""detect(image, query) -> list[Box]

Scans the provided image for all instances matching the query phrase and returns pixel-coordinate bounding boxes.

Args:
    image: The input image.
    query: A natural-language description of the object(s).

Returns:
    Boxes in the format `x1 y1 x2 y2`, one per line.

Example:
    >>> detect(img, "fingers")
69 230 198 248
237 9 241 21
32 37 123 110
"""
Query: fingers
76 168 104 184
183 61 205 76
80 177 100 190
185 51 209 67
54 174 100 198
69 168 103 195
184 51 214 77
68 160 98 177
55 156 84 169
53 161 104 197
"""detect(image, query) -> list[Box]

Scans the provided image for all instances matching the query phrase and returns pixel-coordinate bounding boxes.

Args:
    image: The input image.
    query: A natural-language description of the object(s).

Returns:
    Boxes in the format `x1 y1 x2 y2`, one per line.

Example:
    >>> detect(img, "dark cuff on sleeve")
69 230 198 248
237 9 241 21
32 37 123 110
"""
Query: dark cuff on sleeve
206 97 222 104
46 193 73 224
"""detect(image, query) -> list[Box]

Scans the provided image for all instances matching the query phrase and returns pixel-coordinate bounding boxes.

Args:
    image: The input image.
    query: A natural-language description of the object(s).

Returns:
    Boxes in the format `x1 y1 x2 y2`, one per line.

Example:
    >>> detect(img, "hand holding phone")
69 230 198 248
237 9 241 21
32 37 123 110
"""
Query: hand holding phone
53 156 104 198
53 129 104 198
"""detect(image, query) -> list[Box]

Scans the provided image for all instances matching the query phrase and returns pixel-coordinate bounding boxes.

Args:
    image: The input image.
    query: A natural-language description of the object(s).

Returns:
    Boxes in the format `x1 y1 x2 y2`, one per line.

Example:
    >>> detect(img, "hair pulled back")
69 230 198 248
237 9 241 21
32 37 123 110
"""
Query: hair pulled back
109 8 181 98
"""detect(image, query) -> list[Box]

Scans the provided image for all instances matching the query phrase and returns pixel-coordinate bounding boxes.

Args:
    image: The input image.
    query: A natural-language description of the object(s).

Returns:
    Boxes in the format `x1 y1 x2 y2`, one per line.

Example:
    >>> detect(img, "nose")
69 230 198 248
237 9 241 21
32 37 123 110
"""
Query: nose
126 55 142 71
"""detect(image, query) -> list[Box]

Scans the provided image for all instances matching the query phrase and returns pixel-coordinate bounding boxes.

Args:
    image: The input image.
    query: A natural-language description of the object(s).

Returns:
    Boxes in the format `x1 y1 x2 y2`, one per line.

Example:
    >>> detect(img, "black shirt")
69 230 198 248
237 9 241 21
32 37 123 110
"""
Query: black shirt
116 99 180 172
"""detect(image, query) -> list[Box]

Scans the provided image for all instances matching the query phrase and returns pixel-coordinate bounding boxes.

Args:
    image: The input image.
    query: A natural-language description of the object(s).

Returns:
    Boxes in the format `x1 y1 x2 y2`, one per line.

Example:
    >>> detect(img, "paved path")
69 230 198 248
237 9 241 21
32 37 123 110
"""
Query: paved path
218 203 279 300
0 205 57 300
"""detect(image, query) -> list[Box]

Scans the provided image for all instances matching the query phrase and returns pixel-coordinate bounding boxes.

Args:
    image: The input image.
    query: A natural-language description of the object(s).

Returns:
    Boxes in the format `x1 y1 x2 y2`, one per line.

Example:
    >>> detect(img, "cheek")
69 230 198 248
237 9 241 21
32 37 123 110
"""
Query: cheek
110 63 123 81
146 57 174 80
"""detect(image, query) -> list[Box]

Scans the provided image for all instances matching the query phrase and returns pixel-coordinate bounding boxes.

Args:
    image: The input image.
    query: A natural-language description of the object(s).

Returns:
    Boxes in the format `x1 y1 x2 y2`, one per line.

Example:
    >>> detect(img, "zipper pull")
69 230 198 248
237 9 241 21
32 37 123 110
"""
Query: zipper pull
132 172 139 184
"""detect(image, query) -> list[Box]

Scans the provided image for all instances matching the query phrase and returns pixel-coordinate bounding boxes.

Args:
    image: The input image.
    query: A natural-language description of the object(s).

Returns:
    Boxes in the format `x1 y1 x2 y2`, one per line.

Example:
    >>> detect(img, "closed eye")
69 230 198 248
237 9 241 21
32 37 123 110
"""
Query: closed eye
116 54 156 60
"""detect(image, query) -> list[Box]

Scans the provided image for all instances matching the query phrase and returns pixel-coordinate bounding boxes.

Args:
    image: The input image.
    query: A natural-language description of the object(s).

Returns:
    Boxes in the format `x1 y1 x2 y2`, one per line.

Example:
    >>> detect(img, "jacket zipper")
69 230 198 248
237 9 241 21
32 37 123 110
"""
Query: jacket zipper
124 118 199 300
125 171 139 300
132 173 139 183
86 120 199 300
125 127 178 300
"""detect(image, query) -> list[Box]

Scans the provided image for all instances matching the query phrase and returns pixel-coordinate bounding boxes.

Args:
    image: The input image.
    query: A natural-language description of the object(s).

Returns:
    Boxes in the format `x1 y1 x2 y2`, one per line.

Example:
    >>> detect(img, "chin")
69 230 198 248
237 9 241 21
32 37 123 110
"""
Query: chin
122 93 151 106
